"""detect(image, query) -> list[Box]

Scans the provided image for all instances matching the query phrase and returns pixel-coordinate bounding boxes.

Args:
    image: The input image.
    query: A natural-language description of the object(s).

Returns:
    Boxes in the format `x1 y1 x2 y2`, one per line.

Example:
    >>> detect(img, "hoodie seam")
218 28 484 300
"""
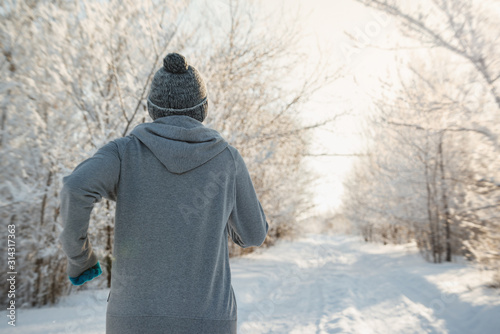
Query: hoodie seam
113 136 133 190
129 124 228 174
227 146 238 214
179 143 229 174
112 135 134 160
226 146 246 247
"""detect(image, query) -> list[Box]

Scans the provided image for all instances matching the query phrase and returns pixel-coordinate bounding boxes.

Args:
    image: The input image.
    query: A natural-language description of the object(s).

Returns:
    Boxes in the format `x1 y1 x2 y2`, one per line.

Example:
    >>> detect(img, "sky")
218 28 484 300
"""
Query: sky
258 0 400 215
189 0 403 215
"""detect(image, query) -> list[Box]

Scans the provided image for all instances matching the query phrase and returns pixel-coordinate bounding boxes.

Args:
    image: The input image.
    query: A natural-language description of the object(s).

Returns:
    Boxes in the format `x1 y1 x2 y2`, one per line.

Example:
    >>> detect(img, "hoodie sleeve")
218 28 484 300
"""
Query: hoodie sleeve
59 140 121 277
227 147 269 248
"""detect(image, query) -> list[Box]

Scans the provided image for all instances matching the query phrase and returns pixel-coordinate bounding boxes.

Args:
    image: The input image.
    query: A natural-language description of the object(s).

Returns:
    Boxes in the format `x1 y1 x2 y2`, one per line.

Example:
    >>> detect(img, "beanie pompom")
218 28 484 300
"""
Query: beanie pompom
149 52 208 122
163 53 188 74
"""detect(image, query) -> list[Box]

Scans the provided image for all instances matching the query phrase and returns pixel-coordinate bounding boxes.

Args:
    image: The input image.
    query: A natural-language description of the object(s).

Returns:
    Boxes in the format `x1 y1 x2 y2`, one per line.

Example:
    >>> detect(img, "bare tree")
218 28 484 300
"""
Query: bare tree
354 0 500 109
343 0 500 285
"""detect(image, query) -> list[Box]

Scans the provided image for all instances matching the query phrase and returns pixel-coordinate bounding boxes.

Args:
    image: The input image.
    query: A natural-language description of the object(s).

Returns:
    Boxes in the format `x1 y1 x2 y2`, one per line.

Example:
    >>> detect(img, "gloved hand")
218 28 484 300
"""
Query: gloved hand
69 261 102 286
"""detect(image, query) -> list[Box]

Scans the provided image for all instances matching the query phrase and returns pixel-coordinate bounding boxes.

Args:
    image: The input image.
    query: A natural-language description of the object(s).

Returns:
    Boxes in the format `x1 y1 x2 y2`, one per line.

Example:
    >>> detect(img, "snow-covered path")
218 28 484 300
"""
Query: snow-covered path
2 234 499 334
233 234 500 334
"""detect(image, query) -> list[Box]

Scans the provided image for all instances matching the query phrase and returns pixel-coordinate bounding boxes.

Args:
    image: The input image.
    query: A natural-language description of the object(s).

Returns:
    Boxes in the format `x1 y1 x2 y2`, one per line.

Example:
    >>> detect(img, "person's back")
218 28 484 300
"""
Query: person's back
58 53 269 334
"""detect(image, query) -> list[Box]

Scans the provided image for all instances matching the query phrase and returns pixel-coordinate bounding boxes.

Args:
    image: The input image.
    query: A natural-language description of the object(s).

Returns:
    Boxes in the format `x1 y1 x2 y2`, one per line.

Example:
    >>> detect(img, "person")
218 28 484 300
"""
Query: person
58 52 269 334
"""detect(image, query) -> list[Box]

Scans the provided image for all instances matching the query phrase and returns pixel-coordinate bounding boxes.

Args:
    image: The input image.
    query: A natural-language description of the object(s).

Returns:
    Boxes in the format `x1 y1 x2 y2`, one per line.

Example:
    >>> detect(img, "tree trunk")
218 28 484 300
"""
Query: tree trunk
105 200 113 288
438 133 452 262
424 161 437 263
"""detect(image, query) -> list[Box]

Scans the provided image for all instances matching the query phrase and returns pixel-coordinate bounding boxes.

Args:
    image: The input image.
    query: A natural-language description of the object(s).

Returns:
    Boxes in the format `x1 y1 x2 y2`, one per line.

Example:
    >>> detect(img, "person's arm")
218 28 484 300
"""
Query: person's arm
58 141 121 281
227 147 268 248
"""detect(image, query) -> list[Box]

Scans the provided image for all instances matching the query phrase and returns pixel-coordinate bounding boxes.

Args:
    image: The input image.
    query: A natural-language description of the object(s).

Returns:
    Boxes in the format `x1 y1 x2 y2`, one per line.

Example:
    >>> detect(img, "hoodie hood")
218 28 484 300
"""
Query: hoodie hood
130 115 229 174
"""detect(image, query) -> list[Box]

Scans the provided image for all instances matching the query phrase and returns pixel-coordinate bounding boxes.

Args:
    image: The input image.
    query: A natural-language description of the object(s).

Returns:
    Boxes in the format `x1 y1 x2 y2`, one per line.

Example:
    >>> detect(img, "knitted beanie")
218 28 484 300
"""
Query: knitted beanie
147 53 208 122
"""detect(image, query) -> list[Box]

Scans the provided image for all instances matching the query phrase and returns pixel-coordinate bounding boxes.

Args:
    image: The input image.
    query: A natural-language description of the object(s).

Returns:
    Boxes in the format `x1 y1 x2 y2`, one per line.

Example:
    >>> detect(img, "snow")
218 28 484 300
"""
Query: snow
2 233 499 334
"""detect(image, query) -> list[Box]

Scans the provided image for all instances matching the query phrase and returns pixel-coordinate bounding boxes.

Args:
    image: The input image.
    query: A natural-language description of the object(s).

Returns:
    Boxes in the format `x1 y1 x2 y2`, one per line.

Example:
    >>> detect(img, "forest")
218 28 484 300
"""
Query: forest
0 0 498 315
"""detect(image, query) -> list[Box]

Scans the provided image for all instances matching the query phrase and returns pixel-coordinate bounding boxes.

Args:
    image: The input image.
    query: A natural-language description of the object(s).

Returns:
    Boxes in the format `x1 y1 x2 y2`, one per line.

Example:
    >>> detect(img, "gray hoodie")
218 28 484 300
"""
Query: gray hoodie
58 115 269 334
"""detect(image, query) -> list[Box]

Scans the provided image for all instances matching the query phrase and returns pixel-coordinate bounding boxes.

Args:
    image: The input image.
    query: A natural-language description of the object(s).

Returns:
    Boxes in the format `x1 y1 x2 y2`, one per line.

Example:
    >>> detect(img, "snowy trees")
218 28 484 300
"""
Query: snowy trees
193 0 340 254
343 0 500 285
0 0 337 306
1 0 191 308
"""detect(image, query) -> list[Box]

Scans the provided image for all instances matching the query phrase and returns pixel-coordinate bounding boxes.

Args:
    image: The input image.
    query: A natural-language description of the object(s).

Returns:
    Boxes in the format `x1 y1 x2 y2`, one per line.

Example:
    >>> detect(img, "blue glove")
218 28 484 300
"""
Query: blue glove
69 261 102 286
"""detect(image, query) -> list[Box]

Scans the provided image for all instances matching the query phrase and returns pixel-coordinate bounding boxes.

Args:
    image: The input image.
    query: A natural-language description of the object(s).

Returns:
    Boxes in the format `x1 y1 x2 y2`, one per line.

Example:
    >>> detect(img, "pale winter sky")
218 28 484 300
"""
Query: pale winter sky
191 0 402 215
259 0 401 215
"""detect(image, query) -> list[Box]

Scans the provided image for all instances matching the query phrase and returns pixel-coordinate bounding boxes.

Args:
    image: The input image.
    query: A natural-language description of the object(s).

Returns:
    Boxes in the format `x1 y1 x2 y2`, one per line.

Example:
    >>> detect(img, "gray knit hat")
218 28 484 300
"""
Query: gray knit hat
147 53 208 122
